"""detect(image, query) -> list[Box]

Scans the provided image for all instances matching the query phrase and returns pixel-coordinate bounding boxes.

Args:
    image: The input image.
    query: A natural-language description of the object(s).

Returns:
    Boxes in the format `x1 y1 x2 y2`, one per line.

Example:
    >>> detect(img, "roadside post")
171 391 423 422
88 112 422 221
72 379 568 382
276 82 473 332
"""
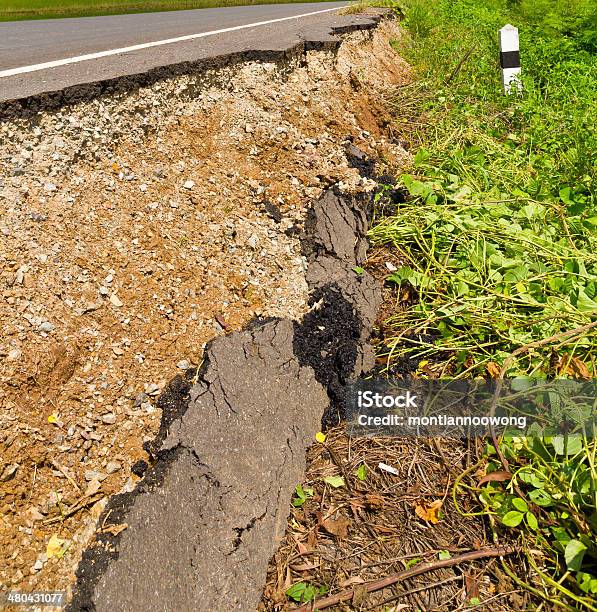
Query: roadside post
499 24 522 94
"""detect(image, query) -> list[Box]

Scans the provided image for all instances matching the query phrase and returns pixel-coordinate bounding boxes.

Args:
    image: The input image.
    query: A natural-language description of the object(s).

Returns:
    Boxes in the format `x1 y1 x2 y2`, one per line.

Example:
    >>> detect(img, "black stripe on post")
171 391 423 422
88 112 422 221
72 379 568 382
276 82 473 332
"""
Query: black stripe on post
500 50 520 69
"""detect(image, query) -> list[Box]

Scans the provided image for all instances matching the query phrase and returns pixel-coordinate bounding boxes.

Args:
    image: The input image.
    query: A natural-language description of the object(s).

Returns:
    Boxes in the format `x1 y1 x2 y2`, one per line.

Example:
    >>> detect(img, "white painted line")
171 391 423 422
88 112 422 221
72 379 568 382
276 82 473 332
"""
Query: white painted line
0 5 348 78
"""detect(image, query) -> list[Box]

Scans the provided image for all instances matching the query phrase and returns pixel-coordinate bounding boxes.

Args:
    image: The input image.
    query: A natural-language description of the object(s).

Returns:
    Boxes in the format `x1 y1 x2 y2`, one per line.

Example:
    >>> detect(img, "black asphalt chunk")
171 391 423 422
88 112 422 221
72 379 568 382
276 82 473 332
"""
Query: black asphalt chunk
70 319 329 611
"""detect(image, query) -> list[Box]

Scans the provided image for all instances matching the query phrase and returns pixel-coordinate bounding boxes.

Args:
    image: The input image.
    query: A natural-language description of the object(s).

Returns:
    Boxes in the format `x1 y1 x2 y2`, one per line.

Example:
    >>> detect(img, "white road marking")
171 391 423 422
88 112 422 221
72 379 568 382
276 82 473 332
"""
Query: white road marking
0 5 348 78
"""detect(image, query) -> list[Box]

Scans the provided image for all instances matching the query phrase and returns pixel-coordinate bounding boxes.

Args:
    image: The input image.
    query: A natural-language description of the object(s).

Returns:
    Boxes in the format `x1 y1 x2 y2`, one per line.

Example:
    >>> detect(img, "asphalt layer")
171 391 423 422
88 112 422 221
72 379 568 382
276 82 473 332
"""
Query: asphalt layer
68 176 382 610
0 2 353 103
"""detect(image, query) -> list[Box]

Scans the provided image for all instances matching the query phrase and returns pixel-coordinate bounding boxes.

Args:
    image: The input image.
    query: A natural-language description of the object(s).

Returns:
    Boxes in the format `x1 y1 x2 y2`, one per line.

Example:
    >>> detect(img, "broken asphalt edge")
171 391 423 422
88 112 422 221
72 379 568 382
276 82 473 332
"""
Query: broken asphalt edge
59 16 388 612
0 9 392 119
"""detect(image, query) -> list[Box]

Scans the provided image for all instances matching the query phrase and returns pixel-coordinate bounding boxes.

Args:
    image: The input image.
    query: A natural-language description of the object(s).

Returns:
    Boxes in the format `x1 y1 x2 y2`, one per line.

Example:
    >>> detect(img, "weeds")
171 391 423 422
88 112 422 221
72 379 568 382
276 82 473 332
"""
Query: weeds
372 0 597 606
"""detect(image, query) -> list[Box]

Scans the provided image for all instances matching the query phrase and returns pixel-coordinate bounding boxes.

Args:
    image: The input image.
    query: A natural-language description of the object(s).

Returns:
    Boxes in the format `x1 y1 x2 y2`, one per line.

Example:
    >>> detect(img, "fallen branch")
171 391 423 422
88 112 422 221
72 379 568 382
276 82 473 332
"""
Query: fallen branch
293 545 516 611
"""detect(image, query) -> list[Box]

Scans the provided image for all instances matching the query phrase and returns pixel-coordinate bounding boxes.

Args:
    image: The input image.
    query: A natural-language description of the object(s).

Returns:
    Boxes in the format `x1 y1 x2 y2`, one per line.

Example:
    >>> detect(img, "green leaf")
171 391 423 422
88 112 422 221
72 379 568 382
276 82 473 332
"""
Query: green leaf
414 148 431 166
285 582 321 603
292 484 313 507
323 475 345 488
564 539 587 571
356 464 367 481
502 511 524 527
528 488 554 507
577 572 597 594
512 498 528 512
438 550 451 560
286 583 307 602
575 288 597 313
352 266 365 275
405 557 421 568
525 511 538 531
551 435 583 456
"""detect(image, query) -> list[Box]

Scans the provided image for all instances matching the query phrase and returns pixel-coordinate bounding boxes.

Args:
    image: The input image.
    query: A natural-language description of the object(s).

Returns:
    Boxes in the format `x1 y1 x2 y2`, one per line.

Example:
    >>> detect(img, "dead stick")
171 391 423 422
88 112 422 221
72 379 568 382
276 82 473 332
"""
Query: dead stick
294 545 516 611
446 43 477 84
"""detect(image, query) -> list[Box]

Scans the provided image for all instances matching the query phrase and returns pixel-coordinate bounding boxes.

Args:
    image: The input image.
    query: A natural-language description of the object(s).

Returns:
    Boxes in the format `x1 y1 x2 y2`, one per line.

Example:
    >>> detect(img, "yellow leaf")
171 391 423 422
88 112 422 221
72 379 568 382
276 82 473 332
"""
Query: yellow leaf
414 499 442 524
486 362 501 379
112 162 120 173
48 414 59 424
418 360 429 369
315 432 326 444
46 534 66 558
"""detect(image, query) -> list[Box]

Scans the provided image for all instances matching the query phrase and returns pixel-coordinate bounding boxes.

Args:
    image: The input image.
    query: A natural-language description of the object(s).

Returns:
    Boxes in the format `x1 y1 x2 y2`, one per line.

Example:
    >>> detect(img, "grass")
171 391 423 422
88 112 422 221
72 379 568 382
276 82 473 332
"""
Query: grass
0 0 340 21
370 0 597 607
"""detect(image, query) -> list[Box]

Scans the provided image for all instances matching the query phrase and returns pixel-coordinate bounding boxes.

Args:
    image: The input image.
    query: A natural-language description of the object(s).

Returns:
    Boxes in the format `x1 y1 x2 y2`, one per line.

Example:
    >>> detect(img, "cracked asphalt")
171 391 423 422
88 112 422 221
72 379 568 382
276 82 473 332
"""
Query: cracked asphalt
0 2 352 102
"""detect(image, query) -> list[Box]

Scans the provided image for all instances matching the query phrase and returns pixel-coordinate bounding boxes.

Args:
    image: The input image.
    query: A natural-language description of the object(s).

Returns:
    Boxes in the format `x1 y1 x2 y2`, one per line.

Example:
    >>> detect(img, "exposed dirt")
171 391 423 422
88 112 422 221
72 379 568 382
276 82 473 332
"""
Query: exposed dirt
0 19 409 599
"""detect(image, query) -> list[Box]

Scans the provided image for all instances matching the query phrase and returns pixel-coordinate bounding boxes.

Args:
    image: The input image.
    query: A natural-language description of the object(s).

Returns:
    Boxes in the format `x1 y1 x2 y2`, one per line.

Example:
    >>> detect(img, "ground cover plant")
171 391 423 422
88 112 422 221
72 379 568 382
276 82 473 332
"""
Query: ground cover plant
369 0 597 607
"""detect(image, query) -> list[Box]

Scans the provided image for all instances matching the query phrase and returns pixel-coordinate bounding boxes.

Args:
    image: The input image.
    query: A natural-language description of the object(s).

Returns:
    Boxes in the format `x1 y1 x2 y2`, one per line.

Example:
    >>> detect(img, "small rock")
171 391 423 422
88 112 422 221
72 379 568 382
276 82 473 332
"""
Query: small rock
247 234 259 249
139 184 147 192
145 383 160 396
105 461 121 474
39 321 54 333
7 349 21 361
44 183 57 192
134 392 149 407
176 359 190 370
32 560 43 572
101 414 117 425
183 180 195 190
109 293 123 307
385 262 398 272
27 507 45 522
84 470 107 482
1 464 18 482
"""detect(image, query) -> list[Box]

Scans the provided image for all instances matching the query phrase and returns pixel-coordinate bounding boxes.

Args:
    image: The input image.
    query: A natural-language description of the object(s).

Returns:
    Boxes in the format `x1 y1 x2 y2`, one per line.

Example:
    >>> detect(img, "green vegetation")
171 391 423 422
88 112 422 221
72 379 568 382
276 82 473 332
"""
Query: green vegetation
371 0 597 607
0 0 337 22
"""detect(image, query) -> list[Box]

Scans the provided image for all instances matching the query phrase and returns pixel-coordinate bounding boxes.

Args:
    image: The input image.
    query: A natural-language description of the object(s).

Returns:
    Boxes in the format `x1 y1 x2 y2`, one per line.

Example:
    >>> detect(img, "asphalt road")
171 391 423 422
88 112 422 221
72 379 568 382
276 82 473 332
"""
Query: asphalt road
0 2 354 103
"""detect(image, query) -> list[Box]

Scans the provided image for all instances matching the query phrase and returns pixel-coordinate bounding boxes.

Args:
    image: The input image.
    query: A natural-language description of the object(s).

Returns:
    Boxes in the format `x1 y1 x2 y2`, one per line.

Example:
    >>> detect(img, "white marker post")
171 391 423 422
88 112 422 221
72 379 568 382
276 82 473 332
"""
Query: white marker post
499 24 522 94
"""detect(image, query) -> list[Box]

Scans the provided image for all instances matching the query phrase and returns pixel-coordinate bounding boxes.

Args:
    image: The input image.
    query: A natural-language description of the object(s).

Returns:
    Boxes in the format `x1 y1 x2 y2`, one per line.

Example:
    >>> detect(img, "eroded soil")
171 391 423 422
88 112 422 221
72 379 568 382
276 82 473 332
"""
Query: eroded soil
0 20 409 597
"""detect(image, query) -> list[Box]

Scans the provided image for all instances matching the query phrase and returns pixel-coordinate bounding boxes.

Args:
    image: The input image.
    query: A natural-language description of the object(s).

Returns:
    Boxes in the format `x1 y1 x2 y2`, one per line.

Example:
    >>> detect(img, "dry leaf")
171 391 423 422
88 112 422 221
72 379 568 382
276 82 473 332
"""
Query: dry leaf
364 494 385 509
290 561 319 572
558 354 591 379
478 471 512 487
414 499 443 524
486 361 501 378
306 529 318 549
465 573 480 599
352 585 369 608
46 534 66 558
321 516 351 539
